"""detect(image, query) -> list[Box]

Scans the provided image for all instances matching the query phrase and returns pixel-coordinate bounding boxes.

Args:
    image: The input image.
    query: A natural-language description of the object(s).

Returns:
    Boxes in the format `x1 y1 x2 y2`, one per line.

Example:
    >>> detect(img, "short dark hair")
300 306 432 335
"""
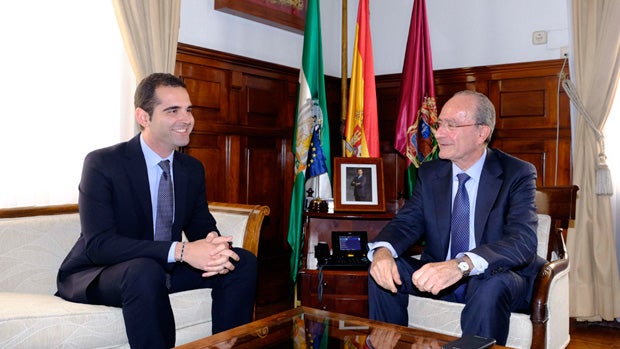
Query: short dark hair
134 73 186 116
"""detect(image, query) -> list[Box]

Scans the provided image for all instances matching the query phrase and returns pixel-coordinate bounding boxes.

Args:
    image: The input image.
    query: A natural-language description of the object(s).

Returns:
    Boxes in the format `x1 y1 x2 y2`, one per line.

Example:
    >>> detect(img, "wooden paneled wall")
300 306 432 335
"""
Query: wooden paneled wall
175 43 571 306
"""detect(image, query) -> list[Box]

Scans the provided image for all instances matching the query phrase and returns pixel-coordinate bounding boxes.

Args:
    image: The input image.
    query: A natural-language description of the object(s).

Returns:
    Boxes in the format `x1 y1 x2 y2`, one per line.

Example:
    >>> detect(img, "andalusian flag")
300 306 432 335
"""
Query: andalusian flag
287 0 332 288
394 0 438 197
343 0 379 158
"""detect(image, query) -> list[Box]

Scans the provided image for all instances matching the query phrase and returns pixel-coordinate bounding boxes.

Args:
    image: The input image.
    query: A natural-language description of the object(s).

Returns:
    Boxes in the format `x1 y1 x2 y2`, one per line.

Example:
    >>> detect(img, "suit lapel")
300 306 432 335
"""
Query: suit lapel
430 163 453 255
124 135 154 239
172 152 188 238
475 149 503 244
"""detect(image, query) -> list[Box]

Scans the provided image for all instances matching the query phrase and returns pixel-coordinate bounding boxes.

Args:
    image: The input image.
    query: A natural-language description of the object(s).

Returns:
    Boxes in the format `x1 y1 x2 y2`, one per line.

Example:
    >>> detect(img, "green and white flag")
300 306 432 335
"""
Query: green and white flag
287 0 332 289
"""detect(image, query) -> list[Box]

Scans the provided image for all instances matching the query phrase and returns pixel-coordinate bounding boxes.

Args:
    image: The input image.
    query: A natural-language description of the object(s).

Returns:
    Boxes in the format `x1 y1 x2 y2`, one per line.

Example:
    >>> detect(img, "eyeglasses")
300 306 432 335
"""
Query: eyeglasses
431 120 484 132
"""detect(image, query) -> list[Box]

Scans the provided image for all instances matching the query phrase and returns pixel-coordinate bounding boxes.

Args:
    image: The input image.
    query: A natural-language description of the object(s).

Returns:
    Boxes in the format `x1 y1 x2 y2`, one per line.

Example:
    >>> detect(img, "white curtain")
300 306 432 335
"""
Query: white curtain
604 92 620 313
566 0 620 321
112 0 181 80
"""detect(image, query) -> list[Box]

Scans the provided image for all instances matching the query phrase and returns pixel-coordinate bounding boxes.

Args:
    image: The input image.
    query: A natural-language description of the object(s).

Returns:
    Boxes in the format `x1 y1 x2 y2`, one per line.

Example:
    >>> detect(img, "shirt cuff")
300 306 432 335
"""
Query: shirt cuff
167 241 178 263
458 251 488 275
367 241 398 261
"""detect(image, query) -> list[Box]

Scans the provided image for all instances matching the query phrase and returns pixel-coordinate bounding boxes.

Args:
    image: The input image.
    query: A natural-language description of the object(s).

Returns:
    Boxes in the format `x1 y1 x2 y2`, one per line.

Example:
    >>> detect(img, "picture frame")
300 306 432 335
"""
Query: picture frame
333 157 386 212
214 0 306 34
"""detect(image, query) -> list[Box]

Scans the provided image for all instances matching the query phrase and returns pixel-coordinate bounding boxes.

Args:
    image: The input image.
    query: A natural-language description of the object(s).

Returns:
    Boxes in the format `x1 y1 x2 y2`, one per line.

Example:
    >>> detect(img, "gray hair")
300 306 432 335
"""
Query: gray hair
454 90 496 143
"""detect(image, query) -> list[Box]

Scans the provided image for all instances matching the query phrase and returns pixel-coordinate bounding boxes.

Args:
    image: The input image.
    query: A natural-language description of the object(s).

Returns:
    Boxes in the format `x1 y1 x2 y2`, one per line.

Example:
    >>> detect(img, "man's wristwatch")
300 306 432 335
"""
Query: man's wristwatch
456 257 471 277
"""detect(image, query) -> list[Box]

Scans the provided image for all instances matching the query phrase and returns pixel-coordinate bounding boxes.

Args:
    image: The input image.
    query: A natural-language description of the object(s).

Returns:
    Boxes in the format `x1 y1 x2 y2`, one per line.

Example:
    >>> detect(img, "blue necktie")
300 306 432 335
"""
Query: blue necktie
155 160 173 241
450 173 471 258
450 173 470 303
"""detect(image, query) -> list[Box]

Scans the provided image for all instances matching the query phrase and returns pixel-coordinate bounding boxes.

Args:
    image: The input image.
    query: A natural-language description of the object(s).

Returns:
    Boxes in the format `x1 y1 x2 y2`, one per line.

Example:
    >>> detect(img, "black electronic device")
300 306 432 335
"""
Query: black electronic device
314 241 330 266
316 231 370 270
441 335 496 349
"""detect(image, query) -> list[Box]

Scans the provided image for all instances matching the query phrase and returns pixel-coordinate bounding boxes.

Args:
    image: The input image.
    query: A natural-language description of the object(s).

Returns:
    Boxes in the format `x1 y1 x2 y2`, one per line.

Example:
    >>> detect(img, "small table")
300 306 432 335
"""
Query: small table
175 306 505 348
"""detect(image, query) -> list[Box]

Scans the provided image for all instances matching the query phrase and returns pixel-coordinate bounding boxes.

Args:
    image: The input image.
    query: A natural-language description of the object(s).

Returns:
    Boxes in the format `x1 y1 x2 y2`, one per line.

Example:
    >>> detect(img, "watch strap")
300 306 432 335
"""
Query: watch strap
457 257 470 277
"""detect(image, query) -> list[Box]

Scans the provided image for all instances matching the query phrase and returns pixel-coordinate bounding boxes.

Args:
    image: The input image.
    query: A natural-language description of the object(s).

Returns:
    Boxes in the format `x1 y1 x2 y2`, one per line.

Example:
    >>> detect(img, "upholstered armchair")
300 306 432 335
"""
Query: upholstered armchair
406 186 578 349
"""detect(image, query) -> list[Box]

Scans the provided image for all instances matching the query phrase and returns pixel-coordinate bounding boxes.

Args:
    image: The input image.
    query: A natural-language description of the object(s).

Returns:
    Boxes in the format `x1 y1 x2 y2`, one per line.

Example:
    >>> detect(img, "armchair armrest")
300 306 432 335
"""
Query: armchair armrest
529 228 570 349
547 227 567 261
207 202 270 256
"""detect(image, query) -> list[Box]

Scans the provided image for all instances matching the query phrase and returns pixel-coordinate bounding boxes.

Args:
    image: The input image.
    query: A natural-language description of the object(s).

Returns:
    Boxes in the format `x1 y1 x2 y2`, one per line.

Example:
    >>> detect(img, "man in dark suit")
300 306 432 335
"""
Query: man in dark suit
56 73 257 348
351 168 370 201
368 90 545 345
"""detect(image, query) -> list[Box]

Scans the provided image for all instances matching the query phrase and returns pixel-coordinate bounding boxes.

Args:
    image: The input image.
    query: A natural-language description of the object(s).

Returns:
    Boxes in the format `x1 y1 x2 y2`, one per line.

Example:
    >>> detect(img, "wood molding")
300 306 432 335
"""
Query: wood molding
0 204 78 218
214 0 305 34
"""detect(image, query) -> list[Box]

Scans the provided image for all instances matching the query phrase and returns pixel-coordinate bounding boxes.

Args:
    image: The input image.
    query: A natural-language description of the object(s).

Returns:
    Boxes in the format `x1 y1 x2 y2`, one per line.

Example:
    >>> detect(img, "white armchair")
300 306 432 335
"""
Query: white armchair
406 186 578 349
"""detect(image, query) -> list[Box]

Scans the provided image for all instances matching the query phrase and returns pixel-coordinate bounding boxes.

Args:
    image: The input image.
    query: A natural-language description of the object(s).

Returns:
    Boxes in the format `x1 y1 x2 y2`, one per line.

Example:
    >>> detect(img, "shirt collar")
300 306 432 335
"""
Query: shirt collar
139 134 174 168
452 148 486 181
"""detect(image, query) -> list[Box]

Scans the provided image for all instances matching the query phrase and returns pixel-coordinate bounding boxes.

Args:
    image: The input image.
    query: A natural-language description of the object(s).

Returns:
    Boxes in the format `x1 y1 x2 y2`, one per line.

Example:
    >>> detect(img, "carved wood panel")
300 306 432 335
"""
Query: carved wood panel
183 134 233 202
182 65 231 125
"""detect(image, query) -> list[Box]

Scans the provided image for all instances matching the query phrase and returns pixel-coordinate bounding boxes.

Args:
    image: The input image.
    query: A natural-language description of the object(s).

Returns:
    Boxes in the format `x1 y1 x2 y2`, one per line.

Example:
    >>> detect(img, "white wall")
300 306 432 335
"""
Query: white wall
179 0 304 69
179 0 569 76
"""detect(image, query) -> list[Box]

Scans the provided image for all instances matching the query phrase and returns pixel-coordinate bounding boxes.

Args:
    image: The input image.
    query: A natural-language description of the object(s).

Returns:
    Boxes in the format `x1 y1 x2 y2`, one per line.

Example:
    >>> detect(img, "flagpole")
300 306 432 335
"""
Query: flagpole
341 0 348 156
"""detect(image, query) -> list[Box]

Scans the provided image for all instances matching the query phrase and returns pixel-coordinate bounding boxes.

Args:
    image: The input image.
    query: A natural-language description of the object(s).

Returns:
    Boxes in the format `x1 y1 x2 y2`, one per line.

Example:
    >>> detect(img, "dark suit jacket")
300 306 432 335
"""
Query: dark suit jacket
56 134 218 303
351 174 369 200
373 148 546 301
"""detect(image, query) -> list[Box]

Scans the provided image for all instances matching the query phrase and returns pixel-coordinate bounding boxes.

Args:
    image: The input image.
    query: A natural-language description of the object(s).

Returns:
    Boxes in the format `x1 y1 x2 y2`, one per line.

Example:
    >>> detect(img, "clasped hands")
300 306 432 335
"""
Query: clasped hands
369 247 464 295
176 232 239 277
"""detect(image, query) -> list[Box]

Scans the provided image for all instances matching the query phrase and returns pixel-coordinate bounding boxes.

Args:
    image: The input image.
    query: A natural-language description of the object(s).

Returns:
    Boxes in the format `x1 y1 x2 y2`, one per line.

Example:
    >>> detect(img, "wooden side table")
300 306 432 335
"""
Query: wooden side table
297 212 393 317
298 269 369 317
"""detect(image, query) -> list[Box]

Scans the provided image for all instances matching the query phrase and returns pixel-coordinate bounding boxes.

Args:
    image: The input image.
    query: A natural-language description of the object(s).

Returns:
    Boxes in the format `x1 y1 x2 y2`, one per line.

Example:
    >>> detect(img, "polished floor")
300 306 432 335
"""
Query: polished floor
256 301 620 348
567 319 620 348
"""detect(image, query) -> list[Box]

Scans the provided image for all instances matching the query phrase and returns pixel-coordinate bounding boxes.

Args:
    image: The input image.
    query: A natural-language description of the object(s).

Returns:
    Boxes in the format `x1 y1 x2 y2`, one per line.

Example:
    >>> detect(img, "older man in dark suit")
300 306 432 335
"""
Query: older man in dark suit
368 90 545 345
56 73 256 348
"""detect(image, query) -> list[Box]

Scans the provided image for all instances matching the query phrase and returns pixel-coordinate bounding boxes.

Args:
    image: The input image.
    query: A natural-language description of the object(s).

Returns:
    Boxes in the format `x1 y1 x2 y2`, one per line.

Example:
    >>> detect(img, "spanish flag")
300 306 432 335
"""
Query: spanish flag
343 0 379 158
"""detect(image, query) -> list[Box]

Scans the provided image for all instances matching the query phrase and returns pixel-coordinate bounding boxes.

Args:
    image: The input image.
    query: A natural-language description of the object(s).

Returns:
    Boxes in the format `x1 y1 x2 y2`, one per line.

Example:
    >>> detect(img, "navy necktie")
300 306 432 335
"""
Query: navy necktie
155 160 173 241
450 173 471 259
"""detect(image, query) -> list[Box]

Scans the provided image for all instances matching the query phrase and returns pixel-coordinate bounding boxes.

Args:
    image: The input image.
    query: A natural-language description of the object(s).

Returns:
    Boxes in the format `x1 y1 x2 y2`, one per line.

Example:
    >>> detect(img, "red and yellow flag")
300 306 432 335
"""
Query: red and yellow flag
343 0 379 158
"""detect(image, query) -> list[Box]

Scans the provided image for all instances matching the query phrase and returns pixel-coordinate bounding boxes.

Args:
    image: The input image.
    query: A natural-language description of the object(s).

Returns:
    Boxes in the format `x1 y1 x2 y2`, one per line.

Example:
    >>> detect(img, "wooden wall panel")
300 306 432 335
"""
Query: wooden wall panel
492 137 572 187
381 152 407 210
489 76 559 129
179 65 231 125
242 137 287 246
485 60 572 186
243 74 287 128
375 76 400 152
183 134 232 202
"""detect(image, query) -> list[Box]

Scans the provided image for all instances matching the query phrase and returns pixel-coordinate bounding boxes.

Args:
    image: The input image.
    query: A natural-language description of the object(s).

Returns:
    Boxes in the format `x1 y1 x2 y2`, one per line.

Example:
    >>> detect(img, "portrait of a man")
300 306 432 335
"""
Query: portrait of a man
350 168 371 201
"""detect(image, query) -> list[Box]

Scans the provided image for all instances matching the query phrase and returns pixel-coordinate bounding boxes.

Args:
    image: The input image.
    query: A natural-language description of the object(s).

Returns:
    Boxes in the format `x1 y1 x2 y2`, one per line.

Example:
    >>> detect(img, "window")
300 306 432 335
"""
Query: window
0 0 134 207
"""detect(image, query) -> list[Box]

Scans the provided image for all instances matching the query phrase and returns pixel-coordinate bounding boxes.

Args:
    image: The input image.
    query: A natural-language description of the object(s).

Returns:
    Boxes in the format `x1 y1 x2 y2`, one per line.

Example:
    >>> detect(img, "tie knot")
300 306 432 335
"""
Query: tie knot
158 160 171 177
456 173 470 185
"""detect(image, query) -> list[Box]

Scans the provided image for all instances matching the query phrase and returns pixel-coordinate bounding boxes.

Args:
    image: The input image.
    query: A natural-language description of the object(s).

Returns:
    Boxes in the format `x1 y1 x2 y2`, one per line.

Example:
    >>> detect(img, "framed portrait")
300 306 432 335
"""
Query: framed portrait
333 157 386 212
214 0 306 34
